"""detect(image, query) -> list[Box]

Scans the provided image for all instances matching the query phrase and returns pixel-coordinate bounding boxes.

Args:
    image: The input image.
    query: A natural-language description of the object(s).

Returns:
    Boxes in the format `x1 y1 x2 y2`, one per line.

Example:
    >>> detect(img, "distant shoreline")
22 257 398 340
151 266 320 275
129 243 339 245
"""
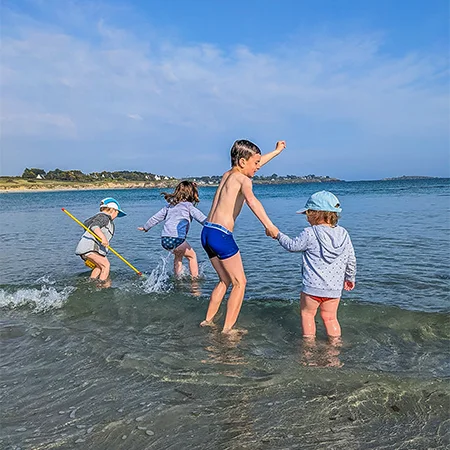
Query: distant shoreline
0 176 446 193
0 180 180 194
0 178 342 193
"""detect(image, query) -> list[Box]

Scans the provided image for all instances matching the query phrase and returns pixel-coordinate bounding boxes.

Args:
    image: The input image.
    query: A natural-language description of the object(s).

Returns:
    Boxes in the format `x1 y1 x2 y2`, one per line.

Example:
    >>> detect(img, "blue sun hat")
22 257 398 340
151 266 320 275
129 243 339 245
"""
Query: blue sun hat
296 191 342 214
100 197 126 217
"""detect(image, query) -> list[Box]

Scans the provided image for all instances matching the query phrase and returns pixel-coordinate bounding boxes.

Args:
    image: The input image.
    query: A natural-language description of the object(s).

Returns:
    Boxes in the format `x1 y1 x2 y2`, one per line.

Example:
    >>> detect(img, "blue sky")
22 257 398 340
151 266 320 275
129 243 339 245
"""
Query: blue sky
1 0 448 180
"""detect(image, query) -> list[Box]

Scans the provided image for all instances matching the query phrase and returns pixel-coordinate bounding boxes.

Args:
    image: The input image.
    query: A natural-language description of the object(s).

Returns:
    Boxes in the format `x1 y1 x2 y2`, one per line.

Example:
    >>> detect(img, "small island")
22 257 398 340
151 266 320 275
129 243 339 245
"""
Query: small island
0 168 341 192
382 175 439 181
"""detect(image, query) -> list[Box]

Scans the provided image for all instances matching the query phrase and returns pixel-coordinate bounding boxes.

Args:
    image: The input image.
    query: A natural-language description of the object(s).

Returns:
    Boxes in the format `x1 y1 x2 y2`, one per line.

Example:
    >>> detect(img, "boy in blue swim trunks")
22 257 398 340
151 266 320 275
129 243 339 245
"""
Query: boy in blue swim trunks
200 139 285 335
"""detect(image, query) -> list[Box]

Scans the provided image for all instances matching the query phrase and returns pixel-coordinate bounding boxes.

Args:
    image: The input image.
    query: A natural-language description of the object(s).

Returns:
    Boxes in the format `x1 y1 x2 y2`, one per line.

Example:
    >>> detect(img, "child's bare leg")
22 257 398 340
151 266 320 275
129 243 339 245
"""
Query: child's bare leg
300 293 320 338
201 257 230 326
173 252 184 278
85 253 110 281
320 298 341 338
185 246 199 278
219 252 246 333
91 266 101 279
174 241 199 278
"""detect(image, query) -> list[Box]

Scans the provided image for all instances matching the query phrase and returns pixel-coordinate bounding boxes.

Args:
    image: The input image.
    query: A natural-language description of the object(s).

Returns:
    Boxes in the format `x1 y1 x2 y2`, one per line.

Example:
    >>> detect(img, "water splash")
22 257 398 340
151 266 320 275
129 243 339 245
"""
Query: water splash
0 285 75 312
142 255 172 293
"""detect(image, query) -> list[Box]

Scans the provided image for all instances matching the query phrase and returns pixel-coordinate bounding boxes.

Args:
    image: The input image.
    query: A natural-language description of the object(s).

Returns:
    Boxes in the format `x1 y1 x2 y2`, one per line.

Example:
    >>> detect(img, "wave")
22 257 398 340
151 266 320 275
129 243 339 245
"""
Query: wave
0 284 75 312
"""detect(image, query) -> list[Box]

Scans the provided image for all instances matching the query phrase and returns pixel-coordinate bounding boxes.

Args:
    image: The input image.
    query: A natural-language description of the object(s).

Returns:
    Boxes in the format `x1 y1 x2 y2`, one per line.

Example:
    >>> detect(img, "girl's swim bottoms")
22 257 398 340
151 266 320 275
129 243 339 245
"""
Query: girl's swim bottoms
161 236 185 251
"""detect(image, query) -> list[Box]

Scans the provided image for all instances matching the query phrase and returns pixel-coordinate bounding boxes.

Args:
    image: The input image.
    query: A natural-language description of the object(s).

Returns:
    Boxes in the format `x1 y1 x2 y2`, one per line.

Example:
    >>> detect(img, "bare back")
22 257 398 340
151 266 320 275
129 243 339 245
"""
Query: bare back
207 169 246 231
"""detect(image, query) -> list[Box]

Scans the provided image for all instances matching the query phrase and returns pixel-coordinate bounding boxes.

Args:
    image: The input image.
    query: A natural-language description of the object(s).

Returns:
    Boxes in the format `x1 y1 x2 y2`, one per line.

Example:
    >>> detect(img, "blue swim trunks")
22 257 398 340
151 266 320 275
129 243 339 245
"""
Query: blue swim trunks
201 222 239 260
161 236 185 251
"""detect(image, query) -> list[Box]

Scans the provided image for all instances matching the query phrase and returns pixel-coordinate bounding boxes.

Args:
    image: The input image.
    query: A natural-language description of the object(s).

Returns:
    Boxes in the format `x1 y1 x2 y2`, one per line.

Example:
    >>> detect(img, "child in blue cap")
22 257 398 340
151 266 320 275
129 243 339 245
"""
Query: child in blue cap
76 197 126 284
274 190 356 341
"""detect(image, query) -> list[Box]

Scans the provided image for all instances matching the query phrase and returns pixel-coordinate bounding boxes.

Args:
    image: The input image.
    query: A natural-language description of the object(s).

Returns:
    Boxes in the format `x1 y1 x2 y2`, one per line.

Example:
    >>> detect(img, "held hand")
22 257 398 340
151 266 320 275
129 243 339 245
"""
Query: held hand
137 227 147 232
265 224 279 239
344 281 355 291
101 239 109 248
275 140 286 153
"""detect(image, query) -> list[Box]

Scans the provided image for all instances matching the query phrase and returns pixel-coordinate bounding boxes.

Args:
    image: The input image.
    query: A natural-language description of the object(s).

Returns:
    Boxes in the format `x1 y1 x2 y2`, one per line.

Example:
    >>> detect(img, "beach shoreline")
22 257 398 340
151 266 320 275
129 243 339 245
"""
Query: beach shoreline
0 178 347 193
0 180 181 193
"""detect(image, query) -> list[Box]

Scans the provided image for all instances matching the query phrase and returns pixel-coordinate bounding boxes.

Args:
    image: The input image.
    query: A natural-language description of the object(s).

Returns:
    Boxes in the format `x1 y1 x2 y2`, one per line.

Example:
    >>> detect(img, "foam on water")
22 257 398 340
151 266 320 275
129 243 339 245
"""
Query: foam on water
0 284 75 312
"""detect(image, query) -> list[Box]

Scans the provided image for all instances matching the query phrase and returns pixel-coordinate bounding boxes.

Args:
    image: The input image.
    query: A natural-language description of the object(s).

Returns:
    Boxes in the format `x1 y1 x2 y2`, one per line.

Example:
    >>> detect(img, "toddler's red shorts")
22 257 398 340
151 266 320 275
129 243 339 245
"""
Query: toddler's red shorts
309 295 336 303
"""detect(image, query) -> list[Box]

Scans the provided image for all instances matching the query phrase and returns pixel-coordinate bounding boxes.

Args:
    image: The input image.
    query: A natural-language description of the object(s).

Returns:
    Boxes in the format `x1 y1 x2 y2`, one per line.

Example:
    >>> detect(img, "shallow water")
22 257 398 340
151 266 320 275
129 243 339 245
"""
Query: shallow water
0 179 449 449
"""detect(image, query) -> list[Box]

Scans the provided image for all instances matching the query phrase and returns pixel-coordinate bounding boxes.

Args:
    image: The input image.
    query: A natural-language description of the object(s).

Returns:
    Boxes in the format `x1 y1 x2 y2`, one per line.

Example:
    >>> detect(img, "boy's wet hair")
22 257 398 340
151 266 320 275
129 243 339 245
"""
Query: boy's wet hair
162 180 200 206
230 139 261 167
306 210 339 227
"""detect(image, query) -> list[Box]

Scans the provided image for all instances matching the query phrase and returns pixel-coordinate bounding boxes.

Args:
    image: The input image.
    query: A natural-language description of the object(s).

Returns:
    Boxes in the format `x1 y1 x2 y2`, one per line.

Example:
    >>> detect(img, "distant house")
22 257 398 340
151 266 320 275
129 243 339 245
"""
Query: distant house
155 175 161 180
36 174 45 180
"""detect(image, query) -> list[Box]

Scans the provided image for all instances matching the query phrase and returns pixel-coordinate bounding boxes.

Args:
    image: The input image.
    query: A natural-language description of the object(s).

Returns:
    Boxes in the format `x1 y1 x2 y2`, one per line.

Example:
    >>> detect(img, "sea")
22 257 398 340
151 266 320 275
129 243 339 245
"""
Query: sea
0 178 449 450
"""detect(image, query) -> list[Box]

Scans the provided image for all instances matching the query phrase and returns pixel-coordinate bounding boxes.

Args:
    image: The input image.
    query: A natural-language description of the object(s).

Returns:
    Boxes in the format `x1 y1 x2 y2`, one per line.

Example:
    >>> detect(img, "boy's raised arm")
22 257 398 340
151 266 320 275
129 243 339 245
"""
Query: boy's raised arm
259 141 286 168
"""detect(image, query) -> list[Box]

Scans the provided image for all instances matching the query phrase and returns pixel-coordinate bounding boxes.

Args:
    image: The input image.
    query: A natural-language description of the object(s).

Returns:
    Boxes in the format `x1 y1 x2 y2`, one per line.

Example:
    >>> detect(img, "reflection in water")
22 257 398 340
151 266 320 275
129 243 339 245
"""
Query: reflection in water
202 329 248 378
299 337 343 368
200 331 255 446
173 276 203 297
189 278 202 297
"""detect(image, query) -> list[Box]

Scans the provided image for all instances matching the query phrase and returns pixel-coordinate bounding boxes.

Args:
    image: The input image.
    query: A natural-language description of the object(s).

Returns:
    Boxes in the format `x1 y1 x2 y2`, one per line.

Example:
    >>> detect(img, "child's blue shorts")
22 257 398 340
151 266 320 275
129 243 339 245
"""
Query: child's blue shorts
201 222 239 260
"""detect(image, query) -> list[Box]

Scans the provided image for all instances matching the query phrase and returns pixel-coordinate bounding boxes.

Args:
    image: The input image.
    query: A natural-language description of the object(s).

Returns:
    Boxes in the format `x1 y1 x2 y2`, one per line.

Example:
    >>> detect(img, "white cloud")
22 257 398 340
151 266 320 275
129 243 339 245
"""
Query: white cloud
127 114 143 121
0 2 448 178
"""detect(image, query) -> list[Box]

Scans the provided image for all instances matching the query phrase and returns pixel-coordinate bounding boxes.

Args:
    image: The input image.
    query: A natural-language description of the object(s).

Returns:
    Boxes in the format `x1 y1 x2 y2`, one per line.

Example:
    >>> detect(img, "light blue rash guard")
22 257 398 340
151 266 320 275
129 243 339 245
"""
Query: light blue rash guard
277 225 356 298
143 201 207 239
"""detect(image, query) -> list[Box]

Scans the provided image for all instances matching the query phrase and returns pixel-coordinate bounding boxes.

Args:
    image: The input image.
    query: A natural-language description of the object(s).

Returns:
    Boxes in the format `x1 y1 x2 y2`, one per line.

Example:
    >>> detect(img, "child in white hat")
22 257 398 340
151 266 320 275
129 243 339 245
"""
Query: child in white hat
76 197 126 284
274 191 356 341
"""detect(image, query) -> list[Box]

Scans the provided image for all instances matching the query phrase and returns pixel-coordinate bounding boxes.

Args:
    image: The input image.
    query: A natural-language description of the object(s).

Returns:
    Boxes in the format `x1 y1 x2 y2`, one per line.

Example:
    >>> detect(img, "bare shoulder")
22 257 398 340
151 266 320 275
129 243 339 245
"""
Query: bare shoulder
231 170 248 182
230 171 249 189
219 169 233 184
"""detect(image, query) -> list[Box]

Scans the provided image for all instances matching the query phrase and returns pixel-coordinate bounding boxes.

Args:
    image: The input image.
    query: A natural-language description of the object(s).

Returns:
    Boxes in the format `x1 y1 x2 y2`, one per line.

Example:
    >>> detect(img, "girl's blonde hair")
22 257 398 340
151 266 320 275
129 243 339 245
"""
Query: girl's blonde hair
306 210 339 227
162 181 200 206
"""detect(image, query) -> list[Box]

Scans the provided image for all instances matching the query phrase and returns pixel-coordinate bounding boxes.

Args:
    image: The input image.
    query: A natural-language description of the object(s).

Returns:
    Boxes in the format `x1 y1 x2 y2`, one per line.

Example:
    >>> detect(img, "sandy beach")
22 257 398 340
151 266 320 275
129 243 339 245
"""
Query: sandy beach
0 179 180 193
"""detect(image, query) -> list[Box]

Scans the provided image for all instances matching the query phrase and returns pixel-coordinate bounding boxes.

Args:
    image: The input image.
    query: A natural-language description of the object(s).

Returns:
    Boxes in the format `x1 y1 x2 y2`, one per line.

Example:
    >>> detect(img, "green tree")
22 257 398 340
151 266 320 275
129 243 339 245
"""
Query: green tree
22 168 46 178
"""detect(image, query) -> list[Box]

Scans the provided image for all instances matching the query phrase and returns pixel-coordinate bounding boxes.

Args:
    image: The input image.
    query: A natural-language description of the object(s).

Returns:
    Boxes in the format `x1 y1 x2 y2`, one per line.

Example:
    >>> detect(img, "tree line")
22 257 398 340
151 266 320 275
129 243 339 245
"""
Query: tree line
21 168 169 182
21 168 337 183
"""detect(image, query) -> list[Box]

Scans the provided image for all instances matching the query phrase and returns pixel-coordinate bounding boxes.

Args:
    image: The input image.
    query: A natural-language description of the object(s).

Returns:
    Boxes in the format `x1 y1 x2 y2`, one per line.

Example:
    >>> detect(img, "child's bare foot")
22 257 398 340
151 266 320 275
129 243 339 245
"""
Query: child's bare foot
200 320 216 328
221 327 248 336
328 336 342 347
96 278 111 289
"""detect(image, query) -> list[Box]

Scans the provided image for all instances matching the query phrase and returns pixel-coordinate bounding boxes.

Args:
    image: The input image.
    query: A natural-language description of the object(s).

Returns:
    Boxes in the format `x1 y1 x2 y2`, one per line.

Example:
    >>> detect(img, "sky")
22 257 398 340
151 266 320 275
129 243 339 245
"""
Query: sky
1 0 449 180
